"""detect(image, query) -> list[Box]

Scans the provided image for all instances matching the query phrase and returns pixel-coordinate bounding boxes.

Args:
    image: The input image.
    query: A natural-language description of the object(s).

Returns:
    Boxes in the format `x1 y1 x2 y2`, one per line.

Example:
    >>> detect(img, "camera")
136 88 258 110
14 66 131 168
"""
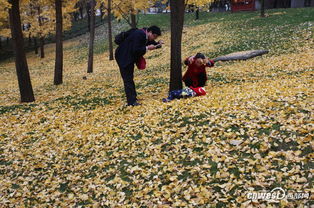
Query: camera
155 44 162 49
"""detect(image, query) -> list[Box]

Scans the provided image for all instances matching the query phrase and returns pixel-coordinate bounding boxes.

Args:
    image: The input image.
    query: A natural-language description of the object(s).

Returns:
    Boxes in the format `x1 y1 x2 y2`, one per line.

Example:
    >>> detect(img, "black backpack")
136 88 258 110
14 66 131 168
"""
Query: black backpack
114 28 138 45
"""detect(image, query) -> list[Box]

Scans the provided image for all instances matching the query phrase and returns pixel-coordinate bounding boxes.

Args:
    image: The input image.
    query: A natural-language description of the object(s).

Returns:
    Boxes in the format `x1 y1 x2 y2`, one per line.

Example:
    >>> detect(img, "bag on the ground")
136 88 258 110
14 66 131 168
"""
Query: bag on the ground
114 28 138 45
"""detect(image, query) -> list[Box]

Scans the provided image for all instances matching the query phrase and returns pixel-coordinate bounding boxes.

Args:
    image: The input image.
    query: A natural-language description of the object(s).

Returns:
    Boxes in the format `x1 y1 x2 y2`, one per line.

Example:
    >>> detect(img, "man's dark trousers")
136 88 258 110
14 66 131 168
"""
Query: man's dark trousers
119 64 137 105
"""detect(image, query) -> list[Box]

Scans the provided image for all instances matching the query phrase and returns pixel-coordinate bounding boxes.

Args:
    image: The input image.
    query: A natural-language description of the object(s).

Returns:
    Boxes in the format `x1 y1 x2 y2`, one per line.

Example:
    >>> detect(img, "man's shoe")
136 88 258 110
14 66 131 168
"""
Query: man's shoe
128 102 142 106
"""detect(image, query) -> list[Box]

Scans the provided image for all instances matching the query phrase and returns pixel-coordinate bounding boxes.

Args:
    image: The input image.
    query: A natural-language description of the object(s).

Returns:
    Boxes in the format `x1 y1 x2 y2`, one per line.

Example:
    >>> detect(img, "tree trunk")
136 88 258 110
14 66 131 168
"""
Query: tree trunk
108 0 114 60
34 37 38 54
273 0 278 8
87 0 95 73
169 0 185 92
304 0 311 6
37 6 44 58
54 0 63 85
0 38 2 50
284 0 291 8
261 0 265 17
213 50 269 62
40 37 45 58
100 3 104 22
6 37 10 46
73 12 78 21
79 7 84 19
195 7 199 20
86 3 91 32
28 34 32 47
8 0 35 102
130 13 137 29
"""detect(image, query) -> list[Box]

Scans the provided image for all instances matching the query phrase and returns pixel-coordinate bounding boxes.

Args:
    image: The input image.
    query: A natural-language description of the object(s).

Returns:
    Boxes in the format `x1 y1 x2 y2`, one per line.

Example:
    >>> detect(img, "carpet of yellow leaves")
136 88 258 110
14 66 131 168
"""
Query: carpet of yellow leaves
0 14 313 207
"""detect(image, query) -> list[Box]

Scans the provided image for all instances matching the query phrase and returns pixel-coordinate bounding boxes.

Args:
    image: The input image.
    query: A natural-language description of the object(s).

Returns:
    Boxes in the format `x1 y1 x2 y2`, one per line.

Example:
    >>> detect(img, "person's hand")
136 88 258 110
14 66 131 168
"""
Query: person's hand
206 59 215 67
188 56 194 64
158 40 164 45
147 45 156 50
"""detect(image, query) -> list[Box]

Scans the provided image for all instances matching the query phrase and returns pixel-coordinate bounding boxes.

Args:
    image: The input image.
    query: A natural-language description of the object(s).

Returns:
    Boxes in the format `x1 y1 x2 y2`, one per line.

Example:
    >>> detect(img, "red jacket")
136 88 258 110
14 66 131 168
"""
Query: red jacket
182 57 214 87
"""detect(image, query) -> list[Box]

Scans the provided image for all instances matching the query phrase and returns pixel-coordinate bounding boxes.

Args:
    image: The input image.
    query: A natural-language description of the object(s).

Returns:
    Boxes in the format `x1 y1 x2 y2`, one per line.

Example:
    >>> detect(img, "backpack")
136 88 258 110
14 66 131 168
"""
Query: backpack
114 28 138 45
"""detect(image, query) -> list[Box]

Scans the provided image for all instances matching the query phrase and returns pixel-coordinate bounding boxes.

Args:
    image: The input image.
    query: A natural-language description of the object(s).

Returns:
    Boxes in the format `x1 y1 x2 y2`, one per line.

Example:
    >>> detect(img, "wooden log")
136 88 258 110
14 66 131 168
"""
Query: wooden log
213 50 269 62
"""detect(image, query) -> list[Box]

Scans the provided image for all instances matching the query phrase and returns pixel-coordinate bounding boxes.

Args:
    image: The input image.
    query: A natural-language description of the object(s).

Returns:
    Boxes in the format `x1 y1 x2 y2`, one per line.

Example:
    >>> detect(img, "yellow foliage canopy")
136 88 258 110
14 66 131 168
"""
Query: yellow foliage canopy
0 0 11 36
0 0 78 38
187 0 214 7
101 0 158 20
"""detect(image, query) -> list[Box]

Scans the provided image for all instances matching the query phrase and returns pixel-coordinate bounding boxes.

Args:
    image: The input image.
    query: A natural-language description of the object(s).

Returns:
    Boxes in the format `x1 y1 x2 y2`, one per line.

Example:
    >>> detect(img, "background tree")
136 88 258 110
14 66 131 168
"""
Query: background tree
107 0 114 60
0 1 10 28
112 0 158 28
21 0 76 59
304 0 312 7
195 6 200 20
101 0 114 60
54 0 63 85
37 6 45 58
87 0 96 73
0 1 11 47
53 0 78 84
86 0 91 31
33 37 38 54
7 0 35 102
0 21 10 49
76 0 87 20
261 0 265 17
21 1 53 58
188 0 213 20
1 0 77 89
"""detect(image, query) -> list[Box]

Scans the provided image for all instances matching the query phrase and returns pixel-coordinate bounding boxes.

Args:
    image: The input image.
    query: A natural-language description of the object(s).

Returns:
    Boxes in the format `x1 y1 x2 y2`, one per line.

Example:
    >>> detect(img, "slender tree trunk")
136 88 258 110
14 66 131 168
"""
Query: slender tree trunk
34 37 38 54
28 34 32 47
87 0 95 73
40 37 45 58
8 0 35 102
273 0 278 8
54 0 63 85
285 0 291 8
130 13 137 29
79 7 84 19
169 0 185 92
6 37 9 46
261 0 265 17
304 0 311 6
73 12 78 21
37 6 44 58
100 3 104 22
195 7 199 20
0 38 2 50
86 3 91 32
108 0 114 60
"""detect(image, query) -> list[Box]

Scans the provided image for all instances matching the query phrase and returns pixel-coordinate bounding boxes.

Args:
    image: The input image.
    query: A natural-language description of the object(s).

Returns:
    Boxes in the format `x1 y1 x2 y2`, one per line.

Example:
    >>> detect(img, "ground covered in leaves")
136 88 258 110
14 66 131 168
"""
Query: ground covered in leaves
0 8 313 207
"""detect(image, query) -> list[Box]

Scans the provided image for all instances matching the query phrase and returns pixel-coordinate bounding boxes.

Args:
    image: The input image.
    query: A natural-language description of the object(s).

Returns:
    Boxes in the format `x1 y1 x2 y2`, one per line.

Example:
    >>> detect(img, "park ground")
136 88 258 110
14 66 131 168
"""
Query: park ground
0 8 313 207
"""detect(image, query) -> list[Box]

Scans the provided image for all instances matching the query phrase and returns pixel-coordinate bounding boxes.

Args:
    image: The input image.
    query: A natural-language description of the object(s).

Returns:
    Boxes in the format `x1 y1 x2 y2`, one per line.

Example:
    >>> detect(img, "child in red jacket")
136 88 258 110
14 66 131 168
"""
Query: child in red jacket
162 53 214 103
182 53 215 88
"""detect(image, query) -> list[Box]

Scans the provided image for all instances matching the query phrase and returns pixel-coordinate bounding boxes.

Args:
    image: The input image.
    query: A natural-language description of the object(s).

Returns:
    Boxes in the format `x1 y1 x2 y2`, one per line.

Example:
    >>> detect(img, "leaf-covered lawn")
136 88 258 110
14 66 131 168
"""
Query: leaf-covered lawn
0 8 313 207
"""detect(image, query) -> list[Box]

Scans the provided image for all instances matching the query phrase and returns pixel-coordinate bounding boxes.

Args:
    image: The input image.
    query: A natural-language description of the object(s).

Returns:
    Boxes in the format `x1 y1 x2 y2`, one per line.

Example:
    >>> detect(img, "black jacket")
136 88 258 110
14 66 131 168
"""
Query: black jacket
115 29 158 68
